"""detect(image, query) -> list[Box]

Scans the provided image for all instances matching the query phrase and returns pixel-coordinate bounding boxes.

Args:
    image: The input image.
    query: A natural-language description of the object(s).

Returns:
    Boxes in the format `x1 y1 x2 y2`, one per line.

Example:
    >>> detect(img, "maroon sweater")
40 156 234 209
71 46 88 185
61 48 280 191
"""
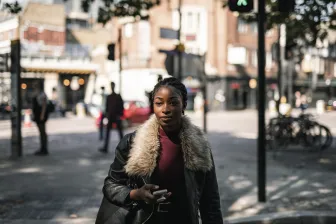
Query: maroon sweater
151 128 191 222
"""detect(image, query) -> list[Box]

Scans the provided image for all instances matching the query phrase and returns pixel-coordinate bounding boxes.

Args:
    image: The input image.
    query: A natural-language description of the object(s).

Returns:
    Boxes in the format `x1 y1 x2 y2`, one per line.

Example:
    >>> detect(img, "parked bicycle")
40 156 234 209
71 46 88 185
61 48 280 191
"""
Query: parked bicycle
266 113 333 155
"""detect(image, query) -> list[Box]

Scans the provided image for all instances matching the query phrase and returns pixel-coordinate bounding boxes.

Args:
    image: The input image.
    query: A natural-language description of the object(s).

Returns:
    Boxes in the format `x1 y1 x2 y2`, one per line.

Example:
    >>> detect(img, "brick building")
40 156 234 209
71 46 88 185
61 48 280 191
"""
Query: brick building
0 2 99 111
115 0 279 110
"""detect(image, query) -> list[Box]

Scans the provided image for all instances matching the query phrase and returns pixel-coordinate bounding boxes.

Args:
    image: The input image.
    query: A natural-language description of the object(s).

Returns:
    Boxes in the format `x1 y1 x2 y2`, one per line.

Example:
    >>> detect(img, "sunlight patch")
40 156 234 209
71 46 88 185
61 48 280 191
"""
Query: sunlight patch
299 191 315 196
319 158 331 164
229 194 257 212
16 167 41 173
232 132 257 139
291 179 308 188
78 159 92 166
318 188 332 194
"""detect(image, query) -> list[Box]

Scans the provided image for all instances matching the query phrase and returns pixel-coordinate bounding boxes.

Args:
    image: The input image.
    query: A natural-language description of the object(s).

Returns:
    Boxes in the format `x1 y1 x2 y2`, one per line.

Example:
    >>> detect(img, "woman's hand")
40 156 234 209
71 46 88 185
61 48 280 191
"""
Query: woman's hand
130 184 171 204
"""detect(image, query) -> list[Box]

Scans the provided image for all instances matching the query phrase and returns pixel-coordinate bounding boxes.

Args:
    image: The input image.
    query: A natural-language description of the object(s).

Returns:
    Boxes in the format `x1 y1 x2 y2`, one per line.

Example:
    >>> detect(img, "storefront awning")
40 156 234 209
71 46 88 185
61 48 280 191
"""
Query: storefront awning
23 67 96 74
21 56 99 75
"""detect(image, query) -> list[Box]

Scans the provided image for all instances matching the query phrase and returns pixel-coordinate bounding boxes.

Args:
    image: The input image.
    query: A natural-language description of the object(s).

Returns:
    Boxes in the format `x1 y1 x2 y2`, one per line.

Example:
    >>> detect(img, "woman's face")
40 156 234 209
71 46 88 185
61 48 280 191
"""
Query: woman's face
153 86 184 132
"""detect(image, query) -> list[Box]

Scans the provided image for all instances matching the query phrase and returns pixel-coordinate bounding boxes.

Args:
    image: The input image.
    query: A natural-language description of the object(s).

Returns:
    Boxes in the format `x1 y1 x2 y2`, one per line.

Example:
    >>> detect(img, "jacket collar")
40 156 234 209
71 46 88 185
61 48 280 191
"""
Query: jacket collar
125 115 212 177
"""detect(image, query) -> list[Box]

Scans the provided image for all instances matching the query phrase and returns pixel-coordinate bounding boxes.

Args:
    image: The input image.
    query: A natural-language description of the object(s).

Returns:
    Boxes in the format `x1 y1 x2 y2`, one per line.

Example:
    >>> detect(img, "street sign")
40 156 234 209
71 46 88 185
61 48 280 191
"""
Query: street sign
159 49 205 80
160 28 179 40
10 40 22 158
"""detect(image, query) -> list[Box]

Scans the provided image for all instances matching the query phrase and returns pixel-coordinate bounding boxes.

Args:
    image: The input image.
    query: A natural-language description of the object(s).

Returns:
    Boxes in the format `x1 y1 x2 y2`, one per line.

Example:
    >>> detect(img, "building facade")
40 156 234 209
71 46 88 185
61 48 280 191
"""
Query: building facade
0 2 101 111
115 0 279 110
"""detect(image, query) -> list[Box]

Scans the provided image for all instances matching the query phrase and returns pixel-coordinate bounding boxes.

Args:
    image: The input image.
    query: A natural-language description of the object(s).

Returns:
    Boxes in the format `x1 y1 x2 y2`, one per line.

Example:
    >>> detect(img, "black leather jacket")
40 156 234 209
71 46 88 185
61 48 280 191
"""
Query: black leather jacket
96 116 223 224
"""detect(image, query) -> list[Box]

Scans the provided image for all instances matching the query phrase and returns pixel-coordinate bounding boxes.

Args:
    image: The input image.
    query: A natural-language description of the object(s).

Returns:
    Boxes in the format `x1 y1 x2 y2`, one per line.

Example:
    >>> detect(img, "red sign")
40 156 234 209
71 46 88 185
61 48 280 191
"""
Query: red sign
186 34 196 41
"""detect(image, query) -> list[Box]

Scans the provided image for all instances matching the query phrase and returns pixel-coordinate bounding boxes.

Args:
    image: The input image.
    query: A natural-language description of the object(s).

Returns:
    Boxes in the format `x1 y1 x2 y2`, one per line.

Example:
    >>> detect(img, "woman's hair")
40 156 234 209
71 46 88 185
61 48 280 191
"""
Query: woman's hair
152 77 188 111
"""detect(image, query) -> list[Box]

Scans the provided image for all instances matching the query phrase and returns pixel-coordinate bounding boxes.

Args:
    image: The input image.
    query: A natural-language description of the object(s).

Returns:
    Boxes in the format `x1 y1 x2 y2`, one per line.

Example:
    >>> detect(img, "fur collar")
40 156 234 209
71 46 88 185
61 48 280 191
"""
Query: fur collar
125 115 213 177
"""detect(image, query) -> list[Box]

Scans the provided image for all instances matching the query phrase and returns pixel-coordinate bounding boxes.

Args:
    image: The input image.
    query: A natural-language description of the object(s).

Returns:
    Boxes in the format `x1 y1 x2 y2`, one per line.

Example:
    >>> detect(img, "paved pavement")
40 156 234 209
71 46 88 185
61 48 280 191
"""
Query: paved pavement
0 110 336 223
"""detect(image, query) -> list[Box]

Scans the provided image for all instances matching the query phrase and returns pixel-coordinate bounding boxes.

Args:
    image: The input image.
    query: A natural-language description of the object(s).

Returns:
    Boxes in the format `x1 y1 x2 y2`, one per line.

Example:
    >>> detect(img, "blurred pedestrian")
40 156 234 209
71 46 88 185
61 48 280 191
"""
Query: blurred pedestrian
99 82 124 153
295 91 301 108
96 77 223 224
300 94 308 113
99 86 107 141
32 81 49 156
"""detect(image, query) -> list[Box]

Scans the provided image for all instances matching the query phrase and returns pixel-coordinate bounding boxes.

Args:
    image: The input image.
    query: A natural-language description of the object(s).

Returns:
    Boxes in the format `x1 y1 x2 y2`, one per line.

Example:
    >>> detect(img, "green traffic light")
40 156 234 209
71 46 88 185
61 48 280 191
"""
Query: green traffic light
237 0 248 6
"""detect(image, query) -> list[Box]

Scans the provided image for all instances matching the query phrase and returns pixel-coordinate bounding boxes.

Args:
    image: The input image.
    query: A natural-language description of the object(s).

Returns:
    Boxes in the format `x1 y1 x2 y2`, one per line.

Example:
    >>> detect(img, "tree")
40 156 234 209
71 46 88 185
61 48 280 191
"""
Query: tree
2 1 22 14
2 0 161 24
223 0 336 49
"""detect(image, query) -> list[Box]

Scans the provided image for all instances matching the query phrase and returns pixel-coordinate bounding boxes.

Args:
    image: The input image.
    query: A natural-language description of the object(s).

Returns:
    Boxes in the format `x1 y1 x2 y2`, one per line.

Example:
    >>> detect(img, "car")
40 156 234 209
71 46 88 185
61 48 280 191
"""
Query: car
94 100 151 128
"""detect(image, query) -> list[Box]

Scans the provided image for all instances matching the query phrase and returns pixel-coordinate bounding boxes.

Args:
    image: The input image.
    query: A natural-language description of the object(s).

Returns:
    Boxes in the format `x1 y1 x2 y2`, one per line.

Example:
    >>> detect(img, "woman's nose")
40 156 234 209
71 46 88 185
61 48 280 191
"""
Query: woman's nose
162 103 170 114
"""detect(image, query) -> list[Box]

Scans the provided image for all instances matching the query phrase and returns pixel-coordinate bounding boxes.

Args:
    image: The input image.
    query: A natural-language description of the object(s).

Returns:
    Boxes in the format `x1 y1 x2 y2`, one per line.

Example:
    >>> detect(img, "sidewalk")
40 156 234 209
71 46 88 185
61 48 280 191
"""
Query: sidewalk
0 113 336 223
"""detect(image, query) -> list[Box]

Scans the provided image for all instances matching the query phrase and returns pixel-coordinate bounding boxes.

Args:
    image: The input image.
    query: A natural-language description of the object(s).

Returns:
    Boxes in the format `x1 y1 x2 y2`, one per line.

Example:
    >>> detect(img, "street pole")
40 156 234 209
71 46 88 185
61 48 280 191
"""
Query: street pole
118 27 123 94
177 0 182 81
276 25 282 113
288 59 294 107
257 0 266 202
202 55 207 133
279 24 286 103
10 39 22 159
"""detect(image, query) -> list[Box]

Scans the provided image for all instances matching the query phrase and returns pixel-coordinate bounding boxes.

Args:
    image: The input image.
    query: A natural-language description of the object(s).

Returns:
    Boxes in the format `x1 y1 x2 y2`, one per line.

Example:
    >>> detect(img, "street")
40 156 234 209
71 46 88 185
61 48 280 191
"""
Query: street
0 110 336 223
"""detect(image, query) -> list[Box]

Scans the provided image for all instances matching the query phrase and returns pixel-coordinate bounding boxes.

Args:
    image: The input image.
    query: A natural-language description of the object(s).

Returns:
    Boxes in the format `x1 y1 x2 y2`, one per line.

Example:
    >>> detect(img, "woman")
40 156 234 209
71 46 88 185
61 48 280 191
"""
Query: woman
96 77 223 224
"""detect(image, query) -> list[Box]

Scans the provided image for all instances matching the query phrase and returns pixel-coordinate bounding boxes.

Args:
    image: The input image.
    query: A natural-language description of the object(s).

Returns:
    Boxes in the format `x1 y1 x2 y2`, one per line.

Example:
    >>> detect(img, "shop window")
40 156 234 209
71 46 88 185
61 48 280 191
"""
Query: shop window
237 18 248 33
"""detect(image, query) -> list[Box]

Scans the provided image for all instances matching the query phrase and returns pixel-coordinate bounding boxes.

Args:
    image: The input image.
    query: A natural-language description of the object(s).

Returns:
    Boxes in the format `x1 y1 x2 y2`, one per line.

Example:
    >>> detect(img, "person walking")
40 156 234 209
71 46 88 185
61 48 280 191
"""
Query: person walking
99 86 107 141
32 81 49 156
96 77 223 224
99 82 124 153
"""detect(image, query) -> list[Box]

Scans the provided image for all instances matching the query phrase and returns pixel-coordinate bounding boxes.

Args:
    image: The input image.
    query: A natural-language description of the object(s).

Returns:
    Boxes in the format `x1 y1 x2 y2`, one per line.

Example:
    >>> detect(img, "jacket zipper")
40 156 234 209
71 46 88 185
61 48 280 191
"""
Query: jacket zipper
141 177 154 224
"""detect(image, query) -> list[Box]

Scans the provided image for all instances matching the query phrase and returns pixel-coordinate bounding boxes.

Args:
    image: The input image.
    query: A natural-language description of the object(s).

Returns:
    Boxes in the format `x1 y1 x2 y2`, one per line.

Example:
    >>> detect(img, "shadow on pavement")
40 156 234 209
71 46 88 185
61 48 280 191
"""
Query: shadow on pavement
0 130 335 222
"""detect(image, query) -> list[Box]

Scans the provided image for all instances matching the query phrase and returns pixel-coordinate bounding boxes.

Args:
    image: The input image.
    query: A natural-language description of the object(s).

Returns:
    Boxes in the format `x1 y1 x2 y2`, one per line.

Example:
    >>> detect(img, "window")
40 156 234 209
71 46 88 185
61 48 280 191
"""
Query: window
318 58 325 74
187 12 193 28
38 26 44 33
237 18 248 33
252 51 258 67
137 21 150 59
227 46 247 65
183 11 200 33
124 23 133 38
250 23 258 33
9 30 15 39
245 50 249 65
266 29 274 36
266 52 272 69
172 10 180 30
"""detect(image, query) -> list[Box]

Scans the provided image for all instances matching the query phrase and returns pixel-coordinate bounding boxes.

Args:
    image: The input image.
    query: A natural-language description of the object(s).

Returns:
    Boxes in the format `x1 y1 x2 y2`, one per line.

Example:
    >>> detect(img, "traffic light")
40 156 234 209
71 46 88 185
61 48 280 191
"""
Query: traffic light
278 0 295 12
107 43 115 61
228 0 254 13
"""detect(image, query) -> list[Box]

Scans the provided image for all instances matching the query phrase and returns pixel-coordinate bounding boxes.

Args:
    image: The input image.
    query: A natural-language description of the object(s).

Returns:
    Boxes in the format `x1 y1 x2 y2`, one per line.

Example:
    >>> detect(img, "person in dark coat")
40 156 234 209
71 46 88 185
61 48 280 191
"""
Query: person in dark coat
32 81 49 156
99 82 124 153
99 86 107 141
96 77 223 224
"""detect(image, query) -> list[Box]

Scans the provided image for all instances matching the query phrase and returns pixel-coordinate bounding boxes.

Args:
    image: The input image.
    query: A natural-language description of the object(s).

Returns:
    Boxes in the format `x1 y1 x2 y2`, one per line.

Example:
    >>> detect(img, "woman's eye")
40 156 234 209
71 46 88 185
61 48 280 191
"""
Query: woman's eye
155 102 163 106
170 101 178 106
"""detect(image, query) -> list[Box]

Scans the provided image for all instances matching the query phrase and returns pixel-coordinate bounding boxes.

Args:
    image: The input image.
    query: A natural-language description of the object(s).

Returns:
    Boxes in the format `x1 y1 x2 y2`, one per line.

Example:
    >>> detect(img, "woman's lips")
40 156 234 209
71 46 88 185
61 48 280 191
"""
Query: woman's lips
161 117 172 122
